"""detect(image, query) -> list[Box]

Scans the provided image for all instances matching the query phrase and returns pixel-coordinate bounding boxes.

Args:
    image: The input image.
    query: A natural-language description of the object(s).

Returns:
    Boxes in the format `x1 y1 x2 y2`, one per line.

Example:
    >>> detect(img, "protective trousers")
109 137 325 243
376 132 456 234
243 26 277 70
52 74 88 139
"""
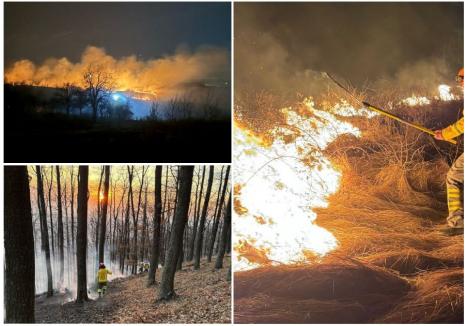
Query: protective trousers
447 153 464 228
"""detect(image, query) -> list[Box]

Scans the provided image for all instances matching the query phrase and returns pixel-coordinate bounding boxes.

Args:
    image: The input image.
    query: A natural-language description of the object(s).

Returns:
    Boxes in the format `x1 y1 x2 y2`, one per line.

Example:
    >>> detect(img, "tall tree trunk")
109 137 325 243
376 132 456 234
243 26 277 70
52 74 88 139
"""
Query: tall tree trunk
56 166 65 287
36 166 53 297
193 166 214 269
98 166 110 264
207 166 230 262
160 166 169 266
140 184 148 261
95 167 104 265
188 166 205 261
215 193 231 269
5 166 35 323
148 166 162 286
70 168 75 259
64 178 71 288
76 166 89 303
157 166 193 301
46 169 55 257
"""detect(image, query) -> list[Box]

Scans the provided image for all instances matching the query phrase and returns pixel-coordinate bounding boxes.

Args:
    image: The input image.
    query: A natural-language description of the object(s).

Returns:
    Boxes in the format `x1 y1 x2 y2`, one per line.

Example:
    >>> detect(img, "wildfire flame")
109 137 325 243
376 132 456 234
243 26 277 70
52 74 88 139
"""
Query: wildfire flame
400 84 459 106
233 98 373 271
4 45 229 100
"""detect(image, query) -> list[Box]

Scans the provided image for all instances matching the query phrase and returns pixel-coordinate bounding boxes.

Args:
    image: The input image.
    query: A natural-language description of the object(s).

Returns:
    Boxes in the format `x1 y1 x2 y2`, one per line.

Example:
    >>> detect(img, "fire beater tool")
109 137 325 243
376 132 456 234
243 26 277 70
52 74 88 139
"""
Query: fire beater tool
323 72 457 145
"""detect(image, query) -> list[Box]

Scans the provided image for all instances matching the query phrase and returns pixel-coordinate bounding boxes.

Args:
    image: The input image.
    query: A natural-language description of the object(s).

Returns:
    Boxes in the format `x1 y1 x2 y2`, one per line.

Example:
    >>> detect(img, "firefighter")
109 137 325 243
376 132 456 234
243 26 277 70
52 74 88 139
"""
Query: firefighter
434 67 464 235
97 262 112 297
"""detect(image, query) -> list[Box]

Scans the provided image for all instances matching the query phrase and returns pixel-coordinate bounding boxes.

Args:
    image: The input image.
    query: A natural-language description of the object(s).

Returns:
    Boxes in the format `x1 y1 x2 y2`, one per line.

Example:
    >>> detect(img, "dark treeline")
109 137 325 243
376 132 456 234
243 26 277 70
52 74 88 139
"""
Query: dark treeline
5 82 232 163
4 165 231 323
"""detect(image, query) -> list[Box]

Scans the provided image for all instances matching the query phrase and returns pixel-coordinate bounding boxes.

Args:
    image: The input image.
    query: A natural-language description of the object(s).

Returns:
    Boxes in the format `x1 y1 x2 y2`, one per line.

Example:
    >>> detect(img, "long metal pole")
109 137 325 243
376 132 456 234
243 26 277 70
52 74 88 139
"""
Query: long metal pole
323 72 456 145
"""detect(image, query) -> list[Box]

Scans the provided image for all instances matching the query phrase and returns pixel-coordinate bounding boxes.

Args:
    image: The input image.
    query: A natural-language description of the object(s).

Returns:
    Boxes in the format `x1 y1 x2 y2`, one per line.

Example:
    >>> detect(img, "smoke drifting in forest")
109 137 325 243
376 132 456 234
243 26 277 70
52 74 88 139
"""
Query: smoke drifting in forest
28 165 231 298
235 2 463 98
5 45 230 99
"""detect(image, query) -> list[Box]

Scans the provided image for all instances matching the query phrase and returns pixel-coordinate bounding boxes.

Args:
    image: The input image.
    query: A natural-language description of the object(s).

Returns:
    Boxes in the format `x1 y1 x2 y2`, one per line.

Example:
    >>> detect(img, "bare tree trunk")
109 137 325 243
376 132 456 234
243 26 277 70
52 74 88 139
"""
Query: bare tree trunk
70 168 75 260
194 166 214 269
64 177 71 287
207 166 230 262
130 166 146 274
46 168 55 257
36 166 54 297
56 166 65 287
140 184 148 261
215 193 231 269
160 166 169 266
76 166 89 303
157 166 193 301
95 167 104 266
188 166 205 261
148 166 162 286
5 166 35 323
98 166 110 264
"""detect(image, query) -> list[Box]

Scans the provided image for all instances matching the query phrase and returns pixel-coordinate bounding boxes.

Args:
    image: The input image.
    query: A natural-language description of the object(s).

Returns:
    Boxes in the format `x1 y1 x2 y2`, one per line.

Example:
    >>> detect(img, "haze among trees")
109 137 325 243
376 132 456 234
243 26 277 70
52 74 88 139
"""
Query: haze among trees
4 165 231 323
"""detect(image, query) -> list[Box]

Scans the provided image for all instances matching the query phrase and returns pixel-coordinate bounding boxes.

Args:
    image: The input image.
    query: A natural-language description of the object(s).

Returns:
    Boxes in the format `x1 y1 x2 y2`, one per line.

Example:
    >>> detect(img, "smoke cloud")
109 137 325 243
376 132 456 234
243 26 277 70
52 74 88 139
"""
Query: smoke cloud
235 2 463 99
5 45 230 99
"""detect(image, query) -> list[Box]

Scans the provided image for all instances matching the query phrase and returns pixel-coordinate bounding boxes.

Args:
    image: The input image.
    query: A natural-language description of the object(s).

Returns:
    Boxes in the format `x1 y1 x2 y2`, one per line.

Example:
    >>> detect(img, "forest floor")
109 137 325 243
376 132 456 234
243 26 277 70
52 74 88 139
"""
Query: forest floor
35 257 231 323
235 166 464 323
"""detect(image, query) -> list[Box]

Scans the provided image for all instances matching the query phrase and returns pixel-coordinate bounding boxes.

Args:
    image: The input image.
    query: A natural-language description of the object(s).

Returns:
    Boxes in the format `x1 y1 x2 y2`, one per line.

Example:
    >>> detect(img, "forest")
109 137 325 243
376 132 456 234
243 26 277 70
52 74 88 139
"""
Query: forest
5 165 231 323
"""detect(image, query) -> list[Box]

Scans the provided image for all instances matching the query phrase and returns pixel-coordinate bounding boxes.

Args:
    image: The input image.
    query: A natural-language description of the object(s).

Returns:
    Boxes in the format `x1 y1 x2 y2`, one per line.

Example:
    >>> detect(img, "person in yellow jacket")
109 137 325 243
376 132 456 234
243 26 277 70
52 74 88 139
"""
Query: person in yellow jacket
97 262 112 297
434 68 464 235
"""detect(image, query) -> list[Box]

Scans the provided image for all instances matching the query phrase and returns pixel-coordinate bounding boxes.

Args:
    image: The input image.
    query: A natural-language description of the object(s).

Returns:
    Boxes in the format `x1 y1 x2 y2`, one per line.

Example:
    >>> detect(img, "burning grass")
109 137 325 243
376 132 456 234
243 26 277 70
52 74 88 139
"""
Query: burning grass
234 90 463 323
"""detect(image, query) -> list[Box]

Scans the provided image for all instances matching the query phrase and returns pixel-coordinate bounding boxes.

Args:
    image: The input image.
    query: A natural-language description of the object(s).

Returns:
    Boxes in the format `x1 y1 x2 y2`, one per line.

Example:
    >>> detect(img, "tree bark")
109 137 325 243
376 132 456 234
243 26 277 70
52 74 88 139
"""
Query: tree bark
148 166 162 286
46 169 55 257
207 166 230 262
36 166 54 297
193 166 214 269
215 193 231 269
5 166 35 323
95 167 104 264
76 166 89 303
157 166 193 300
56 166 65 287
188 166 205 261
70 168 75 259
98 166 110 264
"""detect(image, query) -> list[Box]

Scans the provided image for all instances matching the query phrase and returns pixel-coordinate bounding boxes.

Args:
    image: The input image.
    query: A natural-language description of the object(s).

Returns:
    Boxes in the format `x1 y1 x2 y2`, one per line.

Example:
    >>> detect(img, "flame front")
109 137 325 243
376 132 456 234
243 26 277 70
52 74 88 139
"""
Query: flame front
233 98 372 271
400 84 459 106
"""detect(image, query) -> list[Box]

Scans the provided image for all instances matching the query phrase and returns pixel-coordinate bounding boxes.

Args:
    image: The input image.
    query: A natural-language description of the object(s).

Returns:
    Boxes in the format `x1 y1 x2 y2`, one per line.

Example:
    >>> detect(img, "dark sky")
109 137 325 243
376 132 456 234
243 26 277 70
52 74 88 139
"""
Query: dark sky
235 2 463 93
5 2 231 66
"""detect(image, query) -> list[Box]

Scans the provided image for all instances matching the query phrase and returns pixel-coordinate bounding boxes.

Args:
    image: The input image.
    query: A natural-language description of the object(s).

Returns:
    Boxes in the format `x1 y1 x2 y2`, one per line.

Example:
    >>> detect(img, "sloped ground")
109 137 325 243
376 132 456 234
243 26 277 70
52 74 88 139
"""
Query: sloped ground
36 257 231 323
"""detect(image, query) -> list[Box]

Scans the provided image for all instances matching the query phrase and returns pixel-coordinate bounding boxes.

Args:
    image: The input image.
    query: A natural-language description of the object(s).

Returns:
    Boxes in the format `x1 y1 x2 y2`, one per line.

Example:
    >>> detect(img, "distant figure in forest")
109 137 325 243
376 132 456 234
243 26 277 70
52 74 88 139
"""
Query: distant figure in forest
434 67 464 235
97 263 112 297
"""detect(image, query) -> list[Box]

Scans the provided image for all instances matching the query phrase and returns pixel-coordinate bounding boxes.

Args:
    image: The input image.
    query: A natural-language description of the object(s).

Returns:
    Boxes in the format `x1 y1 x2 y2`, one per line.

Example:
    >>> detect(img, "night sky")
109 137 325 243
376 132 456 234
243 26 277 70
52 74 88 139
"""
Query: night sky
5 2 231 66
235 2 463 93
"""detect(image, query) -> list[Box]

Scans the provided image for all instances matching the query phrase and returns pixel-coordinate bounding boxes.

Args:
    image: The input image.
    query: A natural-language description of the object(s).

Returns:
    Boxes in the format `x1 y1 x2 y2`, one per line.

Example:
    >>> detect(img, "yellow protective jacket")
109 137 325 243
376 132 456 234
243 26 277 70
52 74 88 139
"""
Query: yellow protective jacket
442 111 464 140
97 268 112 283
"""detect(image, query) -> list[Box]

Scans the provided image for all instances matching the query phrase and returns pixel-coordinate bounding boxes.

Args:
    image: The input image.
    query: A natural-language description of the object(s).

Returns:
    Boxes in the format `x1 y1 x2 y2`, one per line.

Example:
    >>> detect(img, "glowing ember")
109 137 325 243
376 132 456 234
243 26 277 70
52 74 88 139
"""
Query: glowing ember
438 84 456 101
400 95 431 106
233 98 369 271
399 84 459 106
